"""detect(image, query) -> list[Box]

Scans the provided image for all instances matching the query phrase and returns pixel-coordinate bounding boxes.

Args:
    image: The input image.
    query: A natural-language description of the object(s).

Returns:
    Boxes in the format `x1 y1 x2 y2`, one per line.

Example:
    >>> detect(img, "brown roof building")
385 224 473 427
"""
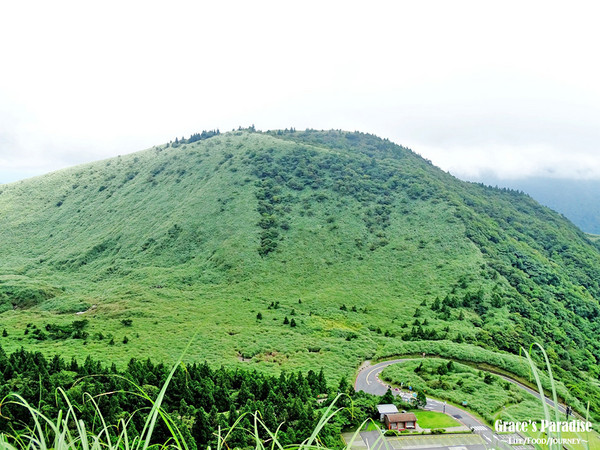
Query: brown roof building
384 412 417 430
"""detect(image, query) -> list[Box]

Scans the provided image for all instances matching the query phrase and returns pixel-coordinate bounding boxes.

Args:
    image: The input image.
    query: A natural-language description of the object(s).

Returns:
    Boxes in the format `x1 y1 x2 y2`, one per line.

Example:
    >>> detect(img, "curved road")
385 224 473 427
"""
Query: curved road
354 358 566 449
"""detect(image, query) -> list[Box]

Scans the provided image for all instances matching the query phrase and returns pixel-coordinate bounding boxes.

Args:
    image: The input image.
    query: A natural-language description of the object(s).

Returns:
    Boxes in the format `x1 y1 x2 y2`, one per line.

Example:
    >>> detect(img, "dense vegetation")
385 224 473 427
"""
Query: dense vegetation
0 345 386 449
0 128 599 421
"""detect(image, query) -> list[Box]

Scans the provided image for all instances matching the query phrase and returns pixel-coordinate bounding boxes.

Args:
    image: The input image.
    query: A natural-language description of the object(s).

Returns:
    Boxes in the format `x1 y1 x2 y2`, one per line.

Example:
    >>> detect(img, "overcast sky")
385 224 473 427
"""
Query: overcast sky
1 1 600 184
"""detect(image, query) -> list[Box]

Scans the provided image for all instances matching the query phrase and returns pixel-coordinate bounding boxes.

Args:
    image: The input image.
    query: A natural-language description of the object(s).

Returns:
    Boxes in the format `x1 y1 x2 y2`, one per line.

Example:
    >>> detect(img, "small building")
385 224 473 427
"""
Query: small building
377 404 399 421
384 412 417 431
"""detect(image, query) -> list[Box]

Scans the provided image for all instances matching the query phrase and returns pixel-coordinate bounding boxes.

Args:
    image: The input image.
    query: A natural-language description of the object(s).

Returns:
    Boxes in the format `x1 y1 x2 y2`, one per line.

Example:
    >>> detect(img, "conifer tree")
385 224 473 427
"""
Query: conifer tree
228 403 238 426
382 388 395 404
196 405 217 448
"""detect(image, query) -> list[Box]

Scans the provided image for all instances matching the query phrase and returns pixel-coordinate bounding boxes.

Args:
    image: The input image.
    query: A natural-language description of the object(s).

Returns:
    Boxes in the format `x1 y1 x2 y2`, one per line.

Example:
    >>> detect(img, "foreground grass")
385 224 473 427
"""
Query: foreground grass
517 344 597 450
0 347 189 450
0 388 375 450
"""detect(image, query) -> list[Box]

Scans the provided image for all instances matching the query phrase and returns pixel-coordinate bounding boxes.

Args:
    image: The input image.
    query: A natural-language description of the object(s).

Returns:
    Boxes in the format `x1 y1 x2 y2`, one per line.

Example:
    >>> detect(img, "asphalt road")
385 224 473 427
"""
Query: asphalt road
354 358 546 450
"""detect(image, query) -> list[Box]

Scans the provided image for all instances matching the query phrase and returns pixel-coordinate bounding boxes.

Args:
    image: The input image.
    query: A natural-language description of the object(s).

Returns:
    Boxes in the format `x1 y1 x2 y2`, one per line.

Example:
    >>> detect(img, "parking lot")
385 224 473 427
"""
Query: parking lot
386 433 485 449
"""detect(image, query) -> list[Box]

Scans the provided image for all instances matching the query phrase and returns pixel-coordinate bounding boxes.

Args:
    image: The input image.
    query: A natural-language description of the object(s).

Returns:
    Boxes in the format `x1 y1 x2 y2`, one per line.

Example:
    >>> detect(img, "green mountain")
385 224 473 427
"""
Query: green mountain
1 129 599 417
475 176 600 234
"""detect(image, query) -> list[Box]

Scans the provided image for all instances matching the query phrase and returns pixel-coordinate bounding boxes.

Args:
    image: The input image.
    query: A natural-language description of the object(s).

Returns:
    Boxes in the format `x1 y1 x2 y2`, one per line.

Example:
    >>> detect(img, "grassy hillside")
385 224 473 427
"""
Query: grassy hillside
1 128 599 418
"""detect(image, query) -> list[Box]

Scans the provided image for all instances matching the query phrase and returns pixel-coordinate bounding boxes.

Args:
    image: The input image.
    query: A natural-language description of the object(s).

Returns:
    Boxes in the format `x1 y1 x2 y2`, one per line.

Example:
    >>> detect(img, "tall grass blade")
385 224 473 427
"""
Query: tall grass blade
522 346 555 449
531 343 562 446
0 434 18 450
585 401 590 450
300 394 344 449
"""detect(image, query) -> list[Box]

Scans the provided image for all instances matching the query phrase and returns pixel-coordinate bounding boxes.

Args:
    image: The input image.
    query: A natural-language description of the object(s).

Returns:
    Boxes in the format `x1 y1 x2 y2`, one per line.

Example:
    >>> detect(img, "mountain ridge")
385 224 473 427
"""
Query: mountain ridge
474 176 600 234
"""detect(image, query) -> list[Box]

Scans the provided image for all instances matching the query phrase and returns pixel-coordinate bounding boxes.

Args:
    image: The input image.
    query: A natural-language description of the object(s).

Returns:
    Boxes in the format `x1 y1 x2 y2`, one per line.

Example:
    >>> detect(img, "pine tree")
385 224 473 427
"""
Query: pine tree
207 405 219 429
283 316 289 325
2 329 7 337
317 368 327 393
338 376 350 399
50 354 63 373
290 318 297 327
228 403 238 426
192 407 211 449
123 335 129 344
263 403 278 430
236 381 253 407
382 388 395 404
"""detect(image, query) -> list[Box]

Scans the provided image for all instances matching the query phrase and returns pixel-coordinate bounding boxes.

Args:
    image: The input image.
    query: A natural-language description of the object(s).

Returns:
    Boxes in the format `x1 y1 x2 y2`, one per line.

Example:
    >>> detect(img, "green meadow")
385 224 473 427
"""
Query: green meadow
412 410 461 429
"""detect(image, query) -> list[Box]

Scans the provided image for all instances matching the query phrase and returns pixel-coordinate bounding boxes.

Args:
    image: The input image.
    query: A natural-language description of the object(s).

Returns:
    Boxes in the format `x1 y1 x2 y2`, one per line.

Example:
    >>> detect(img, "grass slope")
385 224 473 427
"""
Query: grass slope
0 129 599 418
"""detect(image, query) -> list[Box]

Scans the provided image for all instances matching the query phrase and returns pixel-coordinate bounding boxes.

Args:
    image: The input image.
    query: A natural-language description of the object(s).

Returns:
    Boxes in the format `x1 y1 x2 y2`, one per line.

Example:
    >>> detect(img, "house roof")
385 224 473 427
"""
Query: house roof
385 413 417 423
377 404 399 414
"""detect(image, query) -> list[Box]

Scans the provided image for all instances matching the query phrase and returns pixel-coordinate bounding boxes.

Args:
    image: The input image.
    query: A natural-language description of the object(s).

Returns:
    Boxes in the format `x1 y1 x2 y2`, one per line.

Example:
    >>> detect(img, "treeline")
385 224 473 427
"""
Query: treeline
170 129 221 148
0 346 385 449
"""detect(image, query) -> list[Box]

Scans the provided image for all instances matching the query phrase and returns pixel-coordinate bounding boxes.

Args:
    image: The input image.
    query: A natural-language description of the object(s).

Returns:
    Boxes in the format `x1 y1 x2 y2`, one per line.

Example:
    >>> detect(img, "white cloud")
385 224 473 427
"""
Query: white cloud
1 1 600 182
412 143 600 180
